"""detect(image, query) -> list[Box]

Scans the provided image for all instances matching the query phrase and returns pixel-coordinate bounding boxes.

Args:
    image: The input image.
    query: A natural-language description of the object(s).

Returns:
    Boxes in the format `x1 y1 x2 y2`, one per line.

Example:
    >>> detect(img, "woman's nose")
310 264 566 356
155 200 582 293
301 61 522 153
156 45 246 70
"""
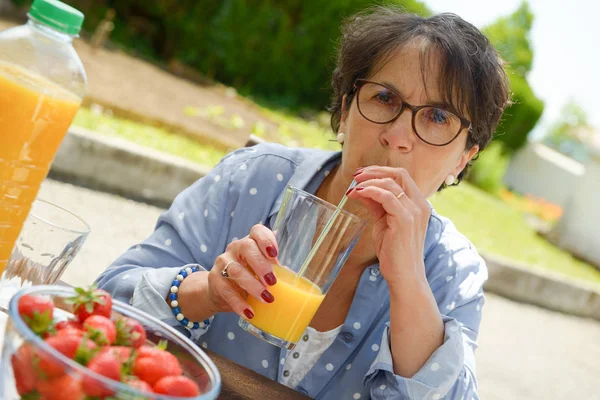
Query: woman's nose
380 108 415 151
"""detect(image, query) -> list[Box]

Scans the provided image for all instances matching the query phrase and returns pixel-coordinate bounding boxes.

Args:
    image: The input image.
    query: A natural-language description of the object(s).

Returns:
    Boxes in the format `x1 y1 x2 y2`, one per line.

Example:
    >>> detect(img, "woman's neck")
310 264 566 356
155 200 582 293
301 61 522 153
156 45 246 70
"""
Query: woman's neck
316 166 378 270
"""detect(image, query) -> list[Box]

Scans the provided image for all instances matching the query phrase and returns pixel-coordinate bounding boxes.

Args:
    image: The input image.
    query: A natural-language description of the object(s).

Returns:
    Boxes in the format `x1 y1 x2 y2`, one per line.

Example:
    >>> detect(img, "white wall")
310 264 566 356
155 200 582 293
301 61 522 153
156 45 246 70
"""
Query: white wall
504 142 585 207
548 155 600 269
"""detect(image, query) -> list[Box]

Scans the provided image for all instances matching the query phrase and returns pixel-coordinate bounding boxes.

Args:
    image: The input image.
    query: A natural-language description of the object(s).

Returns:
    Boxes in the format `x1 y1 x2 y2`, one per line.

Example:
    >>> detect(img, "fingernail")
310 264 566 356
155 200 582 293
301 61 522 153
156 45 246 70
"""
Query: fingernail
243 309 254 319
356 187 365 191
266 245 278 258
346 188 354 196
261 290 275 303
264 273 277 286
353 170 363 177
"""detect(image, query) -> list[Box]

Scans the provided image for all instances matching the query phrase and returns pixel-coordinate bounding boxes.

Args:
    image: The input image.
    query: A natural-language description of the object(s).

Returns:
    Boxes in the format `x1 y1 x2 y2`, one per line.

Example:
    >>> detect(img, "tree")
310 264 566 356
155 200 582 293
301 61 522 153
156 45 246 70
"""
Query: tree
483 1 544 153
543 100 593 163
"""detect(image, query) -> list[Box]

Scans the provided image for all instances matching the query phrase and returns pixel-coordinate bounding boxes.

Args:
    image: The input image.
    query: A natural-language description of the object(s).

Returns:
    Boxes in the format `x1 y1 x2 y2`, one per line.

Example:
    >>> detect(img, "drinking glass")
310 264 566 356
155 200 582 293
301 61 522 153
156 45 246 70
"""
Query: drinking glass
238 186 366 349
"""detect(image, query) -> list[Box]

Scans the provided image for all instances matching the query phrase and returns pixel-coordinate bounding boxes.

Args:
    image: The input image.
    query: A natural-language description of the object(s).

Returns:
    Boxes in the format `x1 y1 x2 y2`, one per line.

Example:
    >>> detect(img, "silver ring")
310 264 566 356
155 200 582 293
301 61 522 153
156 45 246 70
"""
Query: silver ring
221 261 236 278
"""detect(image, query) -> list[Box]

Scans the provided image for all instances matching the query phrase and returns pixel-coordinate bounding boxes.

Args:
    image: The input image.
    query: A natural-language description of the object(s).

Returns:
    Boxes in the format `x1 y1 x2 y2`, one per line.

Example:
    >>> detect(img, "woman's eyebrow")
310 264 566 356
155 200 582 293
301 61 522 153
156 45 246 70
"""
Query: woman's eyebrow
379 80 448 107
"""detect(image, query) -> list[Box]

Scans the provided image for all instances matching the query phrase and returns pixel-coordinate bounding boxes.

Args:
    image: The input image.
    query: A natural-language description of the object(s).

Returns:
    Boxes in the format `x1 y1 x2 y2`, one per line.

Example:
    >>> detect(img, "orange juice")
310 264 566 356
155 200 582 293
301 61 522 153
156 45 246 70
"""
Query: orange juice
0 61 81 274
246 264 325 343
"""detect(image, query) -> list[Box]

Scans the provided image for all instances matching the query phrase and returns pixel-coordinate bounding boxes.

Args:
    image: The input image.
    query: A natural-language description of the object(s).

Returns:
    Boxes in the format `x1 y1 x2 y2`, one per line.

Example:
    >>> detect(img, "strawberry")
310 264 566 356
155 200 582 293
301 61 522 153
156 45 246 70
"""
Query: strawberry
55 326 85 338
115 316 147 348
124 376 154 394
66 285 112 322
99 346 135 364
133 346 183 386
36 373 84 400
18 294 54 336
11 344 36 395
55 320 83 331
154 375 201 397
83 315 117 345
36 334 97 378
82 351 121 397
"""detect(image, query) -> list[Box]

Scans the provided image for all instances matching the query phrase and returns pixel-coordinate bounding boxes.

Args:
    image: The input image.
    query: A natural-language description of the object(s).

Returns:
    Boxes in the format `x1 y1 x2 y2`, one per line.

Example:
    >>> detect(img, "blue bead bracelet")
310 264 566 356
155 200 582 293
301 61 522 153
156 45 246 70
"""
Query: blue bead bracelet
169 266 210 330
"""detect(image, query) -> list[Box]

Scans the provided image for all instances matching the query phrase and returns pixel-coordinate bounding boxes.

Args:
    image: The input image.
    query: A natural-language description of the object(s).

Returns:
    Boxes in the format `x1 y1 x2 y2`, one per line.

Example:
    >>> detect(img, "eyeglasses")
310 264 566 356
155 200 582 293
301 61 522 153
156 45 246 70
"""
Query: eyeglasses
352 80 471 147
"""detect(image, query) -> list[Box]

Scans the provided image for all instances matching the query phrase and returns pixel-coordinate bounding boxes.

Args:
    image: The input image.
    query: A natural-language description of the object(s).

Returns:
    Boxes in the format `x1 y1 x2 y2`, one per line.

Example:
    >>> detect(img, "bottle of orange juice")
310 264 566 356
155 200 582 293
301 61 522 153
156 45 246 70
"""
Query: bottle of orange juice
0 0 87 275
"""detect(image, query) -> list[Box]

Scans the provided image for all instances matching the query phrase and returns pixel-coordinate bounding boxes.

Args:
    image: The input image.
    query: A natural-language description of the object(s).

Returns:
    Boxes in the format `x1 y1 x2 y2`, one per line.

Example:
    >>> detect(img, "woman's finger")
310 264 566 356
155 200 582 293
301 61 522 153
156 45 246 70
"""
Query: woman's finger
228 237 276 287
209 270 256 320
354 166 422 199
214 254 273 305
351 185 410 219
249 224 279 283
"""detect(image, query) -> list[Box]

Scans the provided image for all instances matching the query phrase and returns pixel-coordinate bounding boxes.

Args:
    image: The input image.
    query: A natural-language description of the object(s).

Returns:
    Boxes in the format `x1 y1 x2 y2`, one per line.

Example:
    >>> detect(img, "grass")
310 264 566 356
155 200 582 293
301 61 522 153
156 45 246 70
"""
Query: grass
430 183 600 286
73 107 227 168
71 105 600 287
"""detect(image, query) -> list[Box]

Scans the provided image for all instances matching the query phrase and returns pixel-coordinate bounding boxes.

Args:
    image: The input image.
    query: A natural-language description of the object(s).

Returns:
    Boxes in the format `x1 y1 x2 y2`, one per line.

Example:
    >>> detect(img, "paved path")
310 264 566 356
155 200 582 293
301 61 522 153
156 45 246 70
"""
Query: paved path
37 179 600 399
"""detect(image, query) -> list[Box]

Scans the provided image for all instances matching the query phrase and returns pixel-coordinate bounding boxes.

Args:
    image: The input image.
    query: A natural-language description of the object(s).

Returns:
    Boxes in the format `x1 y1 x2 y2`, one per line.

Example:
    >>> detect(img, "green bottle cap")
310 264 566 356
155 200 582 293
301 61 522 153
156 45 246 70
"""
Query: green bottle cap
28 0 84 36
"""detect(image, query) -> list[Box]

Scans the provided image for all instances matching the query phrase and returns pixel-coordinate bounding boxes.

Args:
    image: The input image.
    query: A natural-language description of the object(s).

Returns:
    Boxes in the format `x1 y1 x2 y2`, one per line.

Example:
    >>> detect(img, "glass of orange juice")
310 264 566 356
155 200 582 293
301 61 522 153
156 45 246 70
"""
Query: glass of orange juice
238 186 366 349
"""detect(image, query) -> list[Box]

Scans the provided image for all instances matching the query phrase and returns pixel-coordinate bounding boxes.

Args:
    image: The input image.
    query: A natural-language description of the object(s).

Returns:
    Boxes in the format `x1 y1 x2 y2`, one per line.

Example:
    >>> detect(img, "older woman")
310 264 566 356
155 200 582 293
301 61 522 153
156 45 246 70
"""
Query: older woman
97 6 509 400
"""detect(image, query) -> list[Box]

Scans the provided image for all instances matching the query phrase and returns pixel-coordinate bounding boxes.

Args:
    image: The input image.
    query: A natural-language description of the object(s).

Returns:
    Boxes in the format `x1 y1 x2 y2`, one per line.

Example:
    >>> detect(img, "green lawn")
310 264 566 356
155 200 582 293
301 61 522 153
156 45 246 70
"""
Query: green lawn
430 184 600 286
71 106 600 287
73 108 227 167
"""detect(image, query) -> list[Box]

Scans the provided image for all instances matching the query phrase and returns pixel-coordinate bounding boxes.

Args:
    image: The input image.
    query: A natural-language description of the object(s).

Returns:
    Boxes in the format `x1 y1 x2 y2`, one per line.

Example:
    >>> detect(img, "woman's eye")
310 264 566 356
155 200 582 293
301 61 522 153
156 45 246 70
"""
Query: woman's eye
426 108 450 124
374 91 394 104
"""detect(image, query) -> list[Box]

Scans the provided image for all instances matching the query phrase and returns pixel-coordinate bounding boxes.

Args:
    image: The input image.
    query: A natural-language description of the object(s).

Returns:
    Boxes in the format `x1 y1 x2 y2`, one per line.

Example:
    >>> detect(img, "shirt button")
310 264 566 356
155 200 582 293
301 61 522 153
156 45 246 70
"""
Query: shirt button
342 332 353 343
293 352 300 359
303 334 309 342
283 370 290 377
370 268 380 277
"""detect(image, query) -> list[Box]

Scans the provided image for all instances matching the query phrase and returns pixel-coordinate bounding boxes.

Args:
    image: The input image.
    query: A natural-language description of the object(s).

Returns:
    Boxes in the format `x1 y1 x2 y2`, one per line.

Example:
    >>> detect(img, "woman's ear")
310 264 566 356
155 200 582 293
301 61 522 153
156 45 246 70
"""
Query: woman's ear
454 145 479 176
339 94 349 132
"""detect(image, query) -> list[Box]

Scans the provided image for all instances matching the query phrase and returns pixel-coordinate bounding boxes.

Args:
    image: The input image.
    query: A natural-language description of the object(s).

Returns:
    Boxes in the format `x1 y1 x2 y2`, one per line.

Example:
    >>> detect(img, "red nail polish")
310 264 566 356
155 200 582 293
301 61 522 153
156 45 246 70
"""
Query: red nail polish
266 245 278 258
356 187 365 191
352 170 363 177
264 273 277 286
346 188 354 196
261 290 275 303
244 309 254 319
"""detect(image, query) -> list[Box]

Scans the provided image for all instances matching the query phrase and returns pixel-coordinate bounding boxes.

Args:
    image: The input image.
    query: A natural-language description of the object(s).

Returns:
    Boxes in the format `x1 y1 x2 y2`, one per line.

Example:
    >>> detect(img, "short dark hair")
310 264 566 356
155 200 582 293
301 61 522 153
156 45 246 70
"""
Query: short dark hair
329 6 511 187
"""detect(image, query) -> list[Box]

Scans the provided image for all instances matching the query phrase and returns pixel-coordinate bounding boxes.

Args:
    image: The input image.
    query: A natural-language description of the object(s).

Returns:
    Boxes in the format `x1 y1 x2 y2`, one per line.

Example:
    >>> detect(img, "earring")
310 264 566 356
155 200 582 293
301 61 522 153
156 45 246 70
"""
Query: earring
336 132 346 144
445 175 456 186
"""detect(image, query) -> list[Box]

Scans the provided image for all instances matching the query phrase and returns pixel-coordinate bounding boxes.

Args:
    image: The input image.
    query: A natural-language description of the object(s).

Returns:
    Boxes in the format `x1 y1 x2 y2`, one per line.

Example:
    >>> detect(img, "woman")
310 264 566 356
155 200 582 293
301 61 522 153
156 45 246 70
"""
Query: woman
97 6 509 399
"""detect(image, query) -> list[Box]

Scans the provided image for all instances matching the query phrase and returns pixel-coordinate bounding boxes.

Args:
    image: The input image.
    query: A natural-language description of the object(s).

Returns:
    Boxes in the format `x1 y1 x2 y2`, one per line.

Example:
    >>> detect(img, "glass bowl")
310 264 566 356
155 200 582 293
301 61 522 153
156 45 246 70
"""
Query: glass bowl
0 285 221 399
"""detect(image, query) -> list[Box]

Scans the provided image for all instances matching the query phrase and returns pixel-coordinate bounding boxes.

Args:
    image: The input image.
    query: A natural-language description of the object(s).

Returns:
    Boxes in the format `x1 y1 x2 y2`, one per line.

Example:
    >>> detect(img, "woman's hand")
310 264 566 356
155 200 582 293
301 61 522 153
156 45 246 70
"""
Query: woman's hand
348 166 432 288
176 224 279 321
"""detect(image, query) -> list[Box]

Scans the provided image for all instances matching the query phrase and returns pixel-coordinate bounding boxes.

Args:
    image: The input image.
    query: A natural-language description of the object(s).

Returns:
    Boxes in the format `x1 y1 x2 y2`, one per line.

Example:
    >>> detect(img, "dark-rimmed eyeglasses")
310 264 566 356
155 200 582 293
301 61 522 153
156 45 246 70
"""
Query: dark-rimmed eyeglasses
352 79 471 147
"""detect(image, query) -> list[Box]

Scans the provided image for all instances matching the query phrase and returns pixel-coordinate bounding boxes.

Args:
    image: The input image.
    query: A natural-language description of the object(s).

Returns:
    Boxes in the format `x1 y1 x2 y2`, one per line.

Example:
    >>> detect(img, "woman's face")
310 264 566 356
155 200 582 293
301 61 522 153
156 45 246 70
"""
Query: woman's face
338 44 478 198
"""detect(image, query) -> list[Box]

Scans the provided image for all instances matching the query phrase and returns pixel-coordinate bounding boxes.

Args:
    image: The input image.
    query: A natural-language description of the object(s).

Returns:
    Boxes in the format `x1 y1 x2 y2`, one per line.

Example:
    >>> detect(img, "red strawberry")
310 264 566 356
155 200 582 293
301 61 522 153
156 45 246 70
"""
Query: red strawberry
11 344 36 395
99 346 135 364
66 285 112 322
18 294 54 336
55 326 85 338
36 335 97 378
115 317 147 348
154 375 201 397
82 351 121 397
55 320 83 331
124 376 154 394
133 347 182 386
84 315 117 345
36 373 84 400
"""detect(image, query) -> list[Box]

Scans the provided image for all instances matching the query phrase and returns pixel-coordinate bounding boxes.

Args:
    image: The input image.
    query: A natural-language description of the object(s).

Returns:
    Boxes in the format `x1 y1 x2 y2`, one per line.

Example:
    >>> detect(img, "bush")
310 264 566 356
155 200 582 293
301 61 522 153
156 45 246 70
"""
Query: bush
466 141 510 195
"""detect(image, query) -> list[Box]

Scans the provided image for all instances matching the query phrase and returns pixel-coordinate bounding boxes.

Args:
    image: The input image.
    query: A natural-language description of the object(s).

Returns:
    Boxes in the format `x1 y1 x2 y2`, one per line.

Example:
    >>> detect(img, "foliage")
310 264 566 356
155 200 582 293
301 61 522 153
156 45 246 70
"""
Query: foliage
466 141 510 195
483 1 544 153
18 0 429 111
499 189 563 223
543 100 593 163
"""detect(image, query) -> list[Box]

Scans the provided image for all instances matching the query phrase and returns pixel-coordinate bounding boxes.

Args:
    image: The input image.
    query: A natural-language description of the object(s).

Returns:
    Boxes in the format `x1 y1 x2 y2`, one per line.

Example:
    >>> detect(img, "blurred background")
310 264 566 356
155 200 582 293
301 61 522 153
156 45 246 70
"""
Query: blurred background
1 0 599 399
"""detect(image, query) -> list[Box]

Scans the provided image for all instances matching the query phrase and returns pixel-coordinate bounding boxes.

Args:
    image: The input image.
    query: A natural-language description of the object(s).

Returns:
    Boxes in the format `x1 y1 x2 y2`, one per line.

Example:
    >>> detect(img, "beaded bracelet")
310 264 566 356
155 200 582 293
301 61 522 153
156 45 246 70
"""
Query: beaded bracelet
169 265 211 330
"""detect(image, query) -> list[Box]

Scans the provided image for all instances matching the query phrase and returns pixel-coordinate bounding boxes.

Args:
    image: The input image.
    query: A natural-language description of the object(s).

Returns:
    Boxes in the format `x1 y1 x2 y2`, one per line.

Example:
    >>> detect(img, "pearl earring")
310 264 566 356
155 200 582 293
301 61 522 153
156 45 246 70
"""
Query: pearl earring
445 175 456 186
336 132 346 144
